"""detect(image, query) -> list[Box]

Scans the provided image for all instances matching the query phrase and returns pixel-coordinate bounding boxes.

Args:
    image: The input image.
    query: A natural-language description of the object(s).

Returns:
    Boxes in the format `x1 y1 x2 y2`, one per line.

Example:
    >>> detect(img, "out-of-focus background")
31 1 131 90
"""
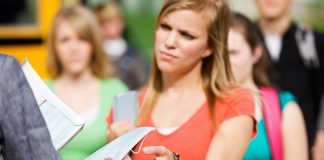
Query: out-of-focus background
0 0 323 78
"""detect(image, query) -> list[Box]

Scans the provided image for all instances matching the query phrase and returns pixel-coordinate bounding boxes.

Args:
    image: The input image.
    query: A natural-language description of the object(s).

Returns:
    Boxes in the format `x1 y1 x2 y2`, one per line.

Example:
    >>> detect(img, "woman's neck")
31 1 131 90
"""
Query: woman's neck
57 69 98 86
162 63 204 95
240 77 259 92
259 12 291 36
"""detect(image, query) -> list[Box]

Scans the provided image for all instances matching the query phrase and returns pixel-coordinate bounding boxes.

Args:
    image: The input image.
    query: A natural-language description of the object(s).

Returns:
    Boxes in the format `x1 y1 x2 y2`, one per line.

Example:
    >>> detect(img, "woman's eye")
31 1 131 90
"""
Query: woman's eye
180 32 194 40
160 23 171 30
79 36 88 42
229 50 239 55
59 37 70 43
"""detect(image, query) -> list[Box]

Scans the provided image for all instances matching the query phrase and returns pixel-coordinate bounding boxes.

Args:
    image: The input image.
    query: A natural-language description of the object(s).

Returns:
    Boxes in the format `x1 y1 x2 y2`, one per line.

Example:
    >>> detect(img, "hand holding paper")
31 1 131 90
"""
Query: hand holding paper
86 127 155 160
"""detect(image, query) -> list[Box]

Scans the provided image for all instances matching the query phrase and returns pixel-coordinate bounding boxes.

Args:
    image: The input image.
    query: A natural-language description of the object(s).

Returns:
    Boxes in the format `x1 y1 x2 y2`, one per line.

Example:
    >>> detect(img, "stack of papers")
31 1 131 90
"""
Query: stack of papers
21 60 85 150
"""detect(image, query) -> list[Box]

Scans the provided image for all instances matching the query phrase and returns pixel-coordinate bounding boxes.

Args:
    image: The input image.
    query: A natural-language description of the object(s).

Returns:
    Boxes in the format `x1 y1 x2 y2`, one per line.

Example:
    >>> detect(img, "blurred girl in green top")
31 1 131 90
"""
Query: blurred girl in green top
46 5 127 159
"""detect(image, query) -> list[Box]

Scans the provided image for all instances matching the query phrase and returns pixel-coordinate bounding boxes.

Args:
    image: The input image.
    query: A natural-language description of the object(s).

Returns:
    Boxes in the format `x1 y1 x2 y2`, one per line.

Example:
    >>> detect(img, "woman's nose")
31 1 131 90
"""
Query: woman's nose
70 40 81 51
164 31 177 49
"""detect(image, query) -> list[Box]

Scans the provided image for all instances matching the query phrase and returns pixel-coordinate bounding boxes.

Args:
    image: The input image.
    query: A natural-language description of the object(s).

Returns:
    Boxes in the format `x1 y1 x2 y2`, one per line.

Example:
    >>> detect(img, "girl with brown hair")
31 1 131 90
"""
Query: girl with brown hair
46 5 127 159
228 12 308 160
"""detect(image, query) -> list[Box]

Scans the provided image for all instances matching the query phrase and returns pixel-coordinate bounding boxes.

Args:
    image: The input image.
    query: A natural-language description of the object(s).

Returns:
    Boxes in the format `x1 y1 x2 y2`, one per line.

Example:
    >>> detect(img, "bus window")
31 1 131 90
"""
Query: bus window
0 0 37 25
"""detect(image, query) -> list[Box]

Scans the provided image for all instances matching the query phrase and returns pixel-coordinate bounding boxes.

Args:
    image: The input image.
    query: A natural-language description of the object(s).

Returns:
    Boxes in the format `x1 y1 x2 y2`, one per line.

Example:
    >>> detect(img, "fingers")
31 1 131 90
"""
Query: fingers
107 120 135 142
110 120 135 136
143 146 175 160
143 146 168 156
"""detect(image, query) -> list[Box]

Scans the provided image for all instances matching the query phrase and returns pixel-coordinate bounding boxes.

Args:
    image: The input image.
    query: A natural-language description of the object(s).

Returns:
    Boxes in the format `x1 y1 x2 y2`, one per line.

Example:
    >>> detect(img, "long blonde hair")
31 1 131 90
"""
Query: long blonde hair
47 5 112 78
138 0 235 124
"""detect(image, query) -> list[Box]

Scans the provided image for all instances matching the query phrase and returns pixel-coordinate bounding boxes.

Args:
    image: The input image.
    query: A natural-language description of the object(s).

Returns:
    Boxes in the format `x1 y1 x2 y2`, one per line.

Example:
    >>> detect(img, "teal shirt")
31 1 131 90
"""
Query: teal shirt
243 91 296 160
47 78 127 160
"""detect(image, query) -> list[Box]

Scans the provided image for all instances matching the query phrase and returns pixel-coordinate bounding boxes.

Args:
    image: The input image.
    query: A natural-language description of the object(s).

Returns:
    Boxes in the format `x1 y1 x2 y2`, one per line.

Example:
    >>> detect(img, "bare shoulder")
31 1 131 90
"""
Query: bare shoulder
282 101 303 119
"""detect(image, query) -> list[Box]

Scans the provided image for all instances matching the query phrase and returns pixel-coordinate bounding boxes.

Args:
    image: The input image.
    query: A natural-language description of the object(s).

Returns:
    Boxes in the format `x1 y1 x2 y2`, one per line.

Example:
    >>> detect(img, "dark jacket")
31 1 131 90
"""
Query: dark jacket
0 54 60 160
257 22 324 147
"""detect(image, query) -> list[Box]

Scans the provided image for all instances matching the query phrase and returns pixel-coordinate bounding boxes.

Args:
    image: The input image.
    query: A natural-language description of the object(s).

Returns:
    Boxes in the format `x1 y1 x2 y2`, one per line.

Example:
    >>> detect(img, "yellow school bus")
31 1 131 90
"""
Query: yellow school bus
0 0 61 78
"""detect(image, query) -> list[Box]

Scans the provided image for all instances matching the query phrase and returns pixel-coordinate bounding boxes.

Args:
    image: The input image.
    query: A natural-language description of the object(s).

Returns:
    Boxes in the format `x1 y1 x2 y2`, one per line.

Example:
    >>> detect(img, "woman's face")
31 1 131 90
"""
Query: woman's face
55 21 93 75
228 29 255 84
255 0 292 20
154 9 211 75
101 18 124 40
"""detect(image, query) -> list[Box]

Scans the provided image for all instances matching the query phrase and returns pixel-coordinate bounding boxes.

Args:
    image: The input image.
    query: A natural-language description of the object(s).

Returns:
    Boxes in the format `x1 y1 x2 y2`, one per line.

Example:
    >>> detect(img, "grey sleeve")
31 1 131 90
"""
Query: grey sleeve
318 93 324 131
0 55 60 160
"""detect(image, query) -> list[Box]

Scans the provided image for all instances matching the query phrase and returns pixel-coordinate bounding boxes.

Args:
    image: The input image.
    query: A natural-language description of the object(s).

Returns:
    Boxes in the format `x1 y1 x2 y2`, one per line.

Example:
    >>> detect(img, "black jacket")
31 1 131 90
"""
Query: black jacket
257 23 324 147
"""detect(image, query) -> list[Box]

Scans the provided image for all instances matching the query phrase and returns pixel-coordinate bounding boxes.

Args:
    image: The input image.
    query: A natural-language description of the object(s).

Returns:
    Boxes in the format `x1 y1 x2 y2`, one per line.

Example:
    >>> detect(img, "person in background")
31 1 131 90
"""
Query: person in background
0 54 60 160
228 12 308 160
312 93 324 160
46 5 127 160
254 0 324 156
107 0 257 159
95 1 148 90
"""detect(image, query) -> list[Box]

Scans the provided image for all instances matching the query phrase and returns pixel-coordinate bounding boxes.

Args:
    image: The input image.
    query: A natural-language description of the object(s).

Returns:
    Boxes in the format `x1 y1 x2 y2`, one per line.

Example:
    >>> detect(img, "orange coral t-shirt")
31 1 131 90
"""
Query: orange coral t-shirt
107 88 256 160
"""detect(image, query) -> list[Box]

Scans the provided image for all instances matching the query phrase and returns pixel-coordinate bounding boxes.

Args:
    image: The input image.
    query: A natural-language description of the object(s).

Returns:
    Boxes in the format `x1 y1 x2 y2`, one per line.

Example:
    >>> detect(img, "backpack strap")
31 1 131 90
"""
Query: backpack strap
259 87 283 160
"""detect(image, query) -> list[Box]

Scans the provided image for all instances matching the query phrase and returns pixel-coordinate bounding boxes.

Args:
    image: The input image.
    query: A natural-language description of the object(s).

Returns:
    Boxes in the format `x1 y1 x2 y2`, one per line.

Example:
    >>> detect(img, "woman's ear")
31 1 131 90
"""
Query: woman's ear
202 49 212 59
252 45 262 64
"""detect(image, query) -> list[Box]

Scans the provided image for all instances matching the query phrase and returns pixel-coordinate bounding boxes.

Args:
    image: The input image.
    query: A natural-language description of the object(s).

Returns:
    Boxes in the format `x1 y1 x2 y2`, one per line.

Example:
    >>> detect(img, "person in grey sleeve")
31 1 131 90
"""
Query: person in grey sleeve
0 54 60 160
312 94 324 160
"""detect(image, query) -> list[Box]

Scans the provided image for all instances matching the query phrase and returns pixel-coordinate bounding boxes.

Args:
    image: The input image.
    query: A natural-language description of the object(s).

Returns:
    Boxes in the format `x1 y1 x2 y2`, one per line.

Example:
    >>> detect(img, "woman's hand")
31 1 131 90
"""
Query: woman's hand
312 131 324 160
142 146 176 160
106 120 136 142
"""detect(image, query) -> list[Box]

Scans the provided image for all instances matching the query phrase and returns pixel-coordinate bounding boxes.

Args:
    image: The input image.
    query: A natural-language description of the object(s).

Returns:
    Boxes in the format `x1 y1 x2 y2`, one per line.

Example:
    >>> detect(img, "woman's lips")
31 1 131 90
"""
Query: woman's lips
160 50 178 61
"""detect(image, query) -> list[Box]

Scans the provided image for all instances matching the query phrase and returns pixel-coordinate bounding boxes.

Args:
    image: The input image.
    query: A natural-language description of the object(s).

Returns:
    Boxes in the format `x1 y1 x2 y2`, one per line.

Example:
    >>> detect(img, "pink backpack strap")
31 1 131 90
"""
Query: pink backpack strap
259 87 283 160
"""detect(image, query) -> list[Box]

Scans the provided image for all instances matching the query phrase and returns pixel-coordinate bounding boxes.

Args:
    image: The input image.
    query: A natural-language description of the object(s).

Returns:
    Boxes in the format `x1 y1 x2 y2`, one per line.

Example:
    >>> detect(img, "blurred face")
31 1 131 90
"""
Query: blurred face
228 29 255 84
154 10 211 75
101 18 124 40
55 21 93 75
255 0 292 19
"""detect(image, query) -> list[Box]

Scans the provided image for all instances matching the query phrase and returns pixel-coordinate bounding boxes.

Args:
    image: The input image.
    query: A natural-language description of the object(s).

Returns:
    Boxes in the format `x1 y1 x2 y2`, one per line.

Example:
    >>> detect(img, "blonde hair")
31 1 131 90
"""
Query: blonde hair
95 1 123 24
138 0 236 124
47 5 112 78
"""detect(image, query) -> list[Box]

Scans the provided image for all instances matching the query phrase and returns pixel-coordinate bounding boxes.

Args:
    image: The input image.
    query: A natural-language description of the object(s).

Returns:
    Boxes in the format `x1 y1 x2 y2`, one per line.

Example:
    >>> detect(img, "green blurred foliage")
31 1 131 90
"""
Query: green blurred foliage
124 12 156 59
297 3 324 32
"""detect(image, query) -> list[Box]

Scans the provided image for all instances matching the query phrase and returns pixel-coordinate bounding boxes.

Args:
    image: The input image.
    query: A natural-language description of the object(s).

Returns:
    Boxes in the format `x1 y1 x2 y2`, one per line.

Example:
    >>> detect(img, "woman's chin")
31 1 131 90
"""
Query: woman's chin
157 63 177 74
65 67 88 76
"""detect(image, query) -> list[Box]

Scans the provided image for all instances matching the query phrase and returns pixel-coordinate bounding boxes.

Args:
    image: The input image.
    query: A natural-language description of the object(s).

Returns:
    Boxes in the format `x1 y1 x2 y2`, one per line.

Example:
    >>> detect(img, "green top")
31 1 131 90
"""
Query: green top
47 78 127 160
243 91 296 160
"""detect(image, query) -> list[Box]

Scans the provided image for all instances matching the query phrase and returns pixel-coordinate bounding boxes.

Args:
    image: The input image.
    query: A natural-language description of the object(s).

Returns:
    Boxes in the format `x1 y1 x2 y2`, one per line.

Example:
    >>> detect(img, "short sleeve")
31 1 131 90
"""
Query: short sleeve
222 88 255 121
279 91 296 110
216 88 257 137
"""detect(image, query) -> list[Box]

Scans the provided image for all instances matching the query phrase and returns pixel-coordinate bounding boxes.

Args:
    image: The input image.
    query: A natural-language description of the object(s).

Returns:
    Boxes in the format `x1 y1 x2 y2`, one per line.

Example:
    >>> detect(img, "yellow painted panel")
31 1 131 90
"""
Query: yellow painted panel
0 1 61 79
39 0 61 38
0 44 49 79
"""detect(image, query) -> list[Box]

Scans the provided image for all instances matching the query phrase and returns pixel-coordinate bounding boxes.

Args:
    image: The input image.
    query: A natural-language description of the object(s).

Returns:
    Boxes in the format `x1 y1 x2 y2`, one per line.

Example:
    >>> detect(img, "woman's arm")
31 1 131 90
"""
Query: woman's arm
206 116 254 160
312 131 324 160
312 93 324 160
282 102 308 160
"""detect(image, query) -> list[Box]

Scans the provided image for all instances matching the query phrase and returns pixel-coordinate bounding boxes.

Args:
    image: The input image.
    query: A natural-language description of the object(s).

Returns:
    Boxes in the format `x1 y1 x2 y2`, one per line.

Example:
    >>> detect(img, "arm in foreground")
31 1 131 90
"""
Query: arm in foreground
205 115 254 160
